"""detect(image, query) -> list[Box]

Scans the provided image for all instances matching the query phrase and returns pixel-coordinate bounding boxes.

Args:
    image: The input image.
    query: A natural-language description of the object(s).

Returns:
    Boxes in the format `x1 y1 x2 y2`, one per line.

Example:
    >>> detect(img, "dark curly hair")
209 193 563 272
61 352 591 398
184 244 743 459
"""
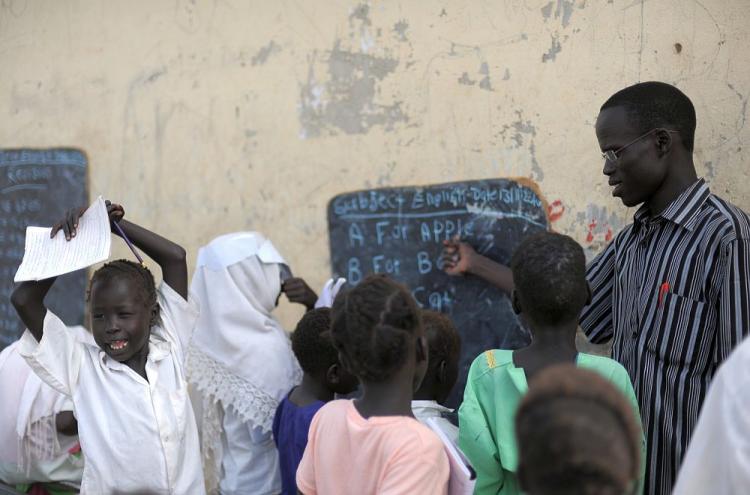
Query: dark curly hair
291 308 338 375
421 310 461 375
516 365 642 495
601 81 696 151
331 274 421 382
88 259 161 327
511 232 588 325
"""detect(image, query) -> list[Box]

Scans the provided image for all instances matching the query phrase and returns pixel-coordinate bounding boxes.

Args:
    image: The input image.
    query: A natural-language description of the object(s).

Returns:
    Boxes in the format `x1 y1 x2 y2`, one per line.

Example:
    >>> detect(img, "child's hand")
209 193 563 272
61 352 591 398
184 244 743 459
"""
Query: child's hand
105 200 124 231
442 236 477 276
282 277 318 310
51 207 87 241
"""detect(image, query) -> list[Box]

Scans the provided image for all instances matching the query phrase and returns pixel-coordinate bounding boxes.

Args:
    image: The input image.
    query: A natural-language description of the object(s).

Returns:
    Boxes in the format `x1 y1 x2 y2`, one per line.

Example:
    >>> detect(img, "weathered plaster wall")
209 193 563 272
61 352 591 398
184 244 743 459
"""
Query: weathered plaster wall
2 0 748 329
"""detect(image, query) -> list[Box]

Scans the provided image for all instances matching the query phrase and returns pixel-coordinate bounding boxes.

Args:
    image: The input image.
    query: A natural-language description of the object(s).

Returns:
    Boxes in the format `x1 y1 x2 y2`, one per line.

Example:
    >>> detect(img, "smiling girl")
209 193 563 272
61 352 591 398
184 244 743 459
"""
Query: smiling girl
11 201 204 494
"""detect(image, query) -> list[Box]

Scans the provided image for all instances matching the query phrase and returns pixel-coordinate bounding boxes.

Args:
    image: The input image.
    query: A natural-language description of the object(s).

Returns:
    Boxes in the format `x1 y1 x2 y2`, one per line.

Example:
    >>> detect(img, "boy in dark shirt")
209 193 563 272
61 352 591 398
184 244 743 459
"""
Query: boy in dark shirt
272 308 358 495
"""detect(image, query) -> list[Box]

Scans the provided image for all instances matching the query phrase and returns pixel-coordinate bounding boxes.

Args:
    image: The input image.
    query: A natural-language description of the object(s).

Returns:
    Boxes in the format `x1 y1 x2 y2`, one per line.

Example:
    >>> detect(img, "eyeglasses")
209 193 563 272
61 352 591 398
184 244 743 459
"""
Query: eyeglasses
601 129 679 163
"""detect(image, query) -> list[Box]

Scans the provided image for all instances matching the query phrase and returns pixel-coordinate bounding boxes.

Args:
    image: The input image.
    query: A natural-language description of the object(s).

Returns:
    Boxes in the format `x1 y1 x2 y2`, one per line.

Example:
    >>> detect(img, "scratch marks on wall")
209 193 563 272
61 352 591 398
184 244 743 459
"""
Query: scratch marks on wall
251 41 281 66
457 62 493 91
540 0 584 28
393 19 409 42
539 0 585 63
542 35 562 63
497 111 544 181
298 3 409 138
572 204 626 254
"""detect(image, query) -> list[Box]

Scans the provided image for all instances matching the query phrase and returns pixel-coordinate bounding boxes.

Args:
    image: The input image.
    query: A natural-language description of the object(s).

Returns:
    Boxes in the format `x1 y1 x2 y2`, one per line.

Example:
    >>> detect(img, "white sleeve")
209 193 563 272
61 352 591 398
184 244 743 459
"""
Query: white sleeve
673 343 750 494
17 312 84 397
153 282 199 361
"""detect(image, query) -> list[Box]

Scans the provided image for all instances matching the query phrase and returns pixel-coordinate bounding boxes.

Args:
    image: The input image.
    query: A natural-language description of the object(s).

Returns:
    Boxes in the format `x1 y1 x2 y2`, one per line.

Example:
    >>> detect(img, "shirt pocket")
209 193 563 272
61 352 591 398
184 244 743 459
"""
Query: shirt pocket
646 292 711 368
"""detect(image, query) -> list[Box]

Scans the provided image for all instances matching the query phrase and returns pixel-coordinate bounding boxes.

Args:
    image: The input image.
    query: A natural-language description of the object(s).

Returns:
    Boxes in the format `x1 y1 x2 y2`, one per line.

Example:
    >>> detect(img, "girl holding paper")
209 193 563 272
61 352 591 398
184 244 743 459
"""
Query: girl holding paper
10 200 205 494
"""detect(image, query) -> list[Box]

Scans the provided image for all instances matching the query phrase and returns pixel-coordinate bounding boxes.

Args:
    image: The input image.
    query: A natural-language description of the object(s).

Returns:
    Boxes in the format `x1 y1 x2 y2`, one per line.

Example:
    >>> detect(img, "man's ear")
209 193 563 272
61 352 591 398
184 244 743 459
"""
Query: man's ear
416 336 428 364
326 363 341 385
655 128 674 154
437 359 448 384
511 289 522 315
585 281 592 306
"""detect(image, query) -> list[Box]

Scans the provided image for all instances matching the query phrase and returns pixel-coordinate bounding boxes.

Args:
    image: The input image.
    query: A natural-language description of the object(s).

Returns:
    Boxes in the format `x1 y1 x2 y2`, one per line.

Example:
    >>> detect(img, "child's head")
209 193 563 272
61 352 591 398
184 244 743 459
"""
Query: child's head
291 308 359 396
330 275 427 390
515 365 642 495
413 310 461 404
510 232 589 328
87 260 159 361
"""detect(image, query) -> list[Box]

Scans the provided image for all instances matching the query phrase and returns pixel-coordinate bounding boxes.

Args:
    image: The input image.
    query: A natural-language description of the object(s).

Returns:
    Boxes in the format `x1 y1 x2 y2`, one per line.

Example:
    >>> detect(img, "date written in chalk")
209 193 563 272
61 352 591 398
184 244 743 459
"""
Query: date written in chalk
348 219 473 247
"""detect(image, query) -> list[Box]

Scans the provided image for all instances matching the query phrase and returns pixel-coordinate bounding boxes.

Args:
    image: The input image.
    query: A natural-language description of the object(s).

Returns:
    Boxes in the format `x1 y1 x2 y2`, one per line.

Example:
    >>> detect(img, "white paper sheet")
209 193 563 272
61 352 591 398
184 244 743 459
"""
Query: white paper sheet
425 417 477 495
13 196 111 282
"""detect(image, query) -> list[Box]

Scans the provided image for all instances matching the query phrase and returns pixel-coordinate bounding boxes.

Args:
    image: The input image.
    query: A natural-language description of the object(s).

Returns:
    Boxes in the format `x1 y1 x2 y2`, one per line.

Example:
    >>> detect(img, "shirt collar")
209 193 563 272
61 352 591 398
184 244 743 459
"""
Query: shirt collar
410 400 454 417
634 179 710 231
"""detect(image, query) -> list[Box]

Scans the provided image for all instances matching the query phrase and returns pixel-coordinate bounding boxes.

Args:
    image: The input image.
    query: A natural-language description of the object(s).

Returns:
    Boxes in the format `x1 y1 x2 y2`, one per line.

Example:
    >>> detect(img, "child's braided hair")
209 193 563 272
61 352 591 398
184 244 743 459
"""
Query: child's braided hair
87 259 161 327
331 274 421 382
515 365 642 495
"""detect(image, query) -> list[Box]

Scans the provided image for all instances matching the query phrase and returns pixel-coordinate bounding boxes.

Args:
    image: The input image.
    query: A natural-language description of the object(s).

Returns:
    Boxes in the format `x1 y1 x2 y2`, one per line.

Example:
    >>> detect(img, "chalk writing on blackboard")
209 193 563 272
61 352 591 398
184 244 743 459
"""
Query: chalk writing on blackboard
327 179 549 407
0 149 88 350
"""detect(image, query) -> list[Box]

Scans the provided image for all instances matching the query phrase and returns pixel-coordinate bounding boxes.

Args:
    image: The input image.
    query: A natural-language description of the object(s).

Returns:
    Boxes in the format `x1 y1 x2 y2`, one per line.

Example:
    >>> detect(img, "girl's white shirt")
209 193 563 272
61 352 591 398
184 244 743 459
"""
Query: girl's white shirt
18 282 205 495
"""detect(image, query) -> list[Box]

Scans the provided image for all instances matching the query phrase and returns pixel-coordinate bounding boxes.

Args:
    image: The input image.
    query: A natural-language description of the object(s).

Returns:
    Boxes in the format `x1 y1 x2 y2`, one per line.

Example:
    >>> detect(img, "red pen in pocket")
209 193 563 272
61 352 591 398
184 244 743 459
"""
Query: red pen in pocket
659 282 670 307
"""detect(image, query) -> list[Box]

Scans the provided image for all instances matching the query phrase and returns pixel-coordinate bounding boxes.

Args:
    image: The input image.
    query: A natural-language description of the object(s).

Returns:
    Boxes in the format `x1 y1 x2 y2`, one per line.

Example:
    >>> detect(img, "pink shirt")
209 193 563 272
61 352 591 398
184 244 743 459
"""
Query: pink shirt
296 399 449 495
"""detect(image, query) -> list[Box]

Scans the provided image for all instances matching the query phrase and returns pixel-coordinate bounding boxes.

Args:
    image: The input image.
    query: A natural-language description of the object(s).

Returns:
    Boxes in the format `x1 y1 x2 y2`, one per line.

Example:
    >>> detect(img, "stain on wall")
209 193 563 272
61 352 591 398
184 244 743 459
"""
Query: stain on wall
1 0 748 329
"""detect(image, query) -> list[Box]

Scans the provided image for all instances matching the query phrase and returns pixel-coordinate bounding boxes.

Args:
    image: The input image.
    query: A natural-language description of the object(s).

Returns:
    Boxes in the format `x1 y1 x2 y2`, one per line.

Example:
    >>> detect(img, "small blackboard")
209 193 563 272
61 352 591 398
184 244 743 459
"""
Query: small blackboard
0 149 88 350
327 178 549 407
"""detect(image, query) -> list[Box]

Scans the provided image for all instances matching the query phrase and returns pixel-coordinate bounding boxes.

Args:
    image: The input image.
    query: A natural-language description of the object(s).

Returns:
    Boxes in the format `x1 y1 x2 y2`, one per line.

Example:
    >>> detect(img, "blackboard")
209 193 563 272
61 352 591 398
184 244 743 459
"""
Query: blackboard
327 178 549 408
0 149 88 350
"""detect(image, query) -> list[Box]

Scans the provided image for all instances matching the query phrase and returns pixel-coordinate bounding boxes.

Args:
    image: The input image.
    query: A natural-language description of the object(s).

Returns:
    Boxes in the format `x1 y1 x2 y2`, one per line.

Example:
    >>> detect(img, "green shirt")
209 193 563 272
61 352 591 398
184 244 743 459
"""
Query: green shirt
458 350 645 495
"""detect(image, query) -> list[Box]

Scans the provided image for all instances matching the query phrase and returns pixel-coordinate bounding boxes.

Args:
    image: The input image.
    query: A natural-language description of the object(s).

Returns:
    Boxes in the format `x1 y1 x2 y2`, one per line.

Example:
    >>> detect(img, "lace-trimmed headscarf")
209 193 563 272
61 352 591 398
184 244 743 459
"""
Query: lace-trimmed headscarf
186 232 301 491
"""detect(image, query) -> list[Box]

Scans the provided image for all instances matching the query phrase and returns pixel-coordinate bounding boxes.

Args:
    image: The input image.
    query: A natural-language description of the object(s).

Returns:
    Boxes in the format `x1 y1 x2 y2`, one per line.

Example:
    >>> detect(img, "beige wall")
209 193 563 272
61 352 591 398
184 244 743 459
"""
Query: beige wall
2 0 749 329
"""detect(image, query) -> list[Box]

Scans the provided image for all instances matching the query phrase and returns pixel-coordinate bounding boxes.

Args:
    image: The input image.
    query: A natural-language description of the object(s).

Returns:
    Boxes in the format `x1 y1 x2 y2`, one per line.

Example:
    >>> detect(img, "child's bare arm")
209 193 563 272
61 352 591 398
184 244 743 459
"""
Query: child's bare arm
282 277 318 310
52 202 188 300
11 277 57 341
441 237 514 293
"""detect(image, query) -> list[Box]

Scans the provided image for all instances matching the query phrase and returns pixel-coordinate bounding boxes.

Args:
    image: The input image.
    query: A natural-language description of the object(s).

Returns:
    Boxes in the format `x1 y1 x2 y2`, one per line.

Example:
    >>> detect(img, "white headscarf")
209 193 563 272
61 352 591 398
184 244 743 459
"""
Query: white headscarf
186 231 301 430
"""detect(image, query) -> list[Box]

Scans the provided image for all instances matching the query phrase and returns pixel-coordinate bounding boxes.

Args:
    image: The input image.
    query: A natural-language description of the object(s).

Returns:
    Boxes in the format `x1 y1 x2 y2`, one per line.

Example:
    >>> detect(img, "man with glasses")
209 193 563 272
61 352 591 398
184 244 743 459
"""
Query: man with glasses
443 81 750 494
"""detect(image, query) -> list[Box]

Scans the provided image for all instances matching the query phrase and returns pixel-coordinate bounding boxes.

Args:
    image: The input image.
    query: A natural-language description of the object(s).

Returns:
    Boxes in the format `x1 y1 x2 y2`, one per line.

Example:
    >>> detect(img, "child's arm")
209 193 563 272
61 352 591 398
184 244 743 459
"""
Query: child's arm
53 201 188 300
442 237 514 293
282 277 318 310
10 277 57 342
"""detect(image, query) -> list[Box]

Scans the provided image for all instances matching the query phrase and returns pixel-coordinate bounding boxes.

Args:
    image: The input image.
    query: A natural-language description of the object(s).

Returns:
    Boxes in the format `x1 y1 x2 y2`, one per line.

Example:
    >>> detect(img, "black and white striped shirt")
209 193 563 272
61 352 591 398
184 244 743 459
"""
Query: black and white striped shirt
580 179 750 495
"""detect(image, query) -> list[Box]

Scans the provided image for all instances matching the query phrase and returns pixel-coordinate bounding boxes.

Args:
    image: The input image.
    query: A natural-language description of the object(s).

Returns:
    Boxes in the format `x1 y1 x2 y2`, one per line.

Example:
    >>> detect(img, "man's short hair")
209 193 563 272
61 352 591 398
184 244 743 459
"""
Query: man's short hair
601 81 697 151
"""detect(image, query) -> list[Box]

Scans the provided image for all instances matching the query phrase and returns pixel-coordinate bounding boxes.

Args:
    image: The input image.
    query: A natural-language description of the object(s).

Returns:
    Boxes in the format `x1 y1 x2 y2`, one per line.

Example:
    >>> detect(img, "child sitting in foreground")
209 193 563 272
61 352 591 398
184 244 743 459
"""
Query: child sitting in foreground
515 365 643 495
411 310 461 444
272 308 358 495
458 232 644 495
296 275 449 495
11 201 204 494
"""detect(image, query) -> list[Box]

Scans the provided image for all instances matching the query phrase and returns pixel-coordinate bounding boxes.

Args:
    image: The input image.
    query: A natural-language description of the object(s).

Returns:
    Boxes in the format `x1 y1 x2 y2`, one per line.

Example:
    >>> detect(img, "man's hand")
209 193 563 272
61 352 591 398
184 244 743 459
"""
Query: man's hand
441 237 478 276
282 277 318 310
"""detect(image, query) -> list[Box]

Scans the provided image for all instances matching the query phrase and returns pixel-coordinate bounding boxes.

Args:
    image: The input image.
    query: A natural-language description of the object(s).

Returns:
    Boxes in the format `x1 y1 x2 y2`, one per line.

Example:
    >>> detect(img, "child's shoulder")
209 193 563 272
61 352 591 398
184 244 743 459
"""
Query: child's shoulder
577 352 630 381
469 349 514 375
313 398 351 421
